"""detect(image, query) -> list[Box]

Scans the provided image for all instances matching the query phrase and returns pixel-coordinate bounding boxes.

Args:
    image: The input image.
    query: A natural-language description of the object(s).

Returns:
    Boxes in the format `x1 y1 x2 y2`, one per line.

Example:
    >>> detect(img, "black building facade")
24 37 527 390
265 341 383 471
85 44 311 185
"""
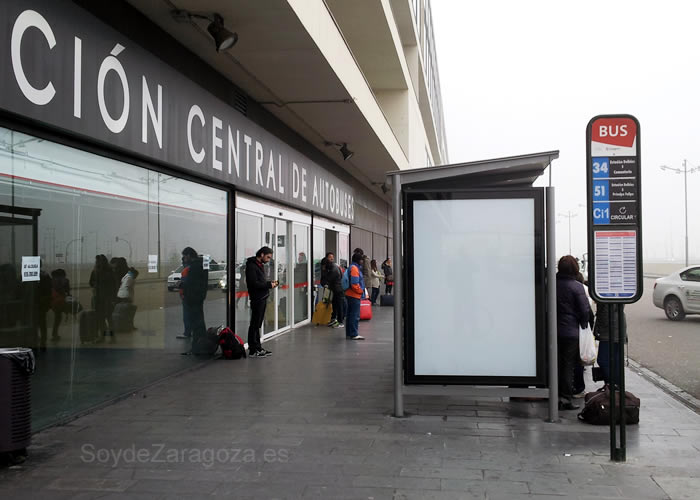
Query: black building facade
0 0 391 430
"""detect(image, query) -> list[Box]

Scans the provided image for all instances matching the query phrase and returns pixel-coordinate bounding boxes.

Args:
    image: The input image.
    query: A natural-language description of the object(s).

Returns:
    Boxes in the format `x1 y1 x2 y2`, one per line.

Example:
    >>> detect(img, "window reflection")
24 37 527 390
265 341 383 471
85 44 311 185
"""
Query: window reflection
0 128 227 430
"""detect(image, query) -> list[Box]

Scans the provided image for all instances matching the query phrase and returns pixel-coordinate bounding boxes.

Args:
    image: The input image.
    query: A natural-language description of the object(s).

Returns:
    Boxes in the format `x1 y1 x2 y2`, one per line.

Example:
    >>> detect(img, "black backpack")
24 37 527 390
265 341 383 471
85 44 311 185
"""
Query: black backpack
578 385 640 425
191 326 220 356
218 327 246 360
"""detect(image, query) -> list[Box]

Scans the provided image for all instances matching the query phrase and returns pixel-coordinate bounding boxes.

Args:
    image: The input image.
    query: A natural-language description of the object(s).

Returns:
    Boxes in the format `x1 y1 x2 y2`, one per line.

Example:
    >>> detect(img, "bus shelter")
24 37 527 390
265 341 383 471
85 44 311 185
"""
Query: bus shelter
386 151 561 421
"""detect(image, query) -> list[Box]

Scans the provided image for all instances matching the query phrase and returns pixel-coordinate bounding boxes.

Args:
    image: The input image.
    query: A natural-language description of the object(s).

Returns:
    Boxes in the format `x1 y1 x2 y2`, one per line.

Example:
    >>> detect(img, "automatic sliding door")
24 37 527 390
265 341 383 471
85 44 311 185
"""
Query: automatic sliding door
234 211 262 338
263 216 276 334
276 219 290 331
293 223 310 324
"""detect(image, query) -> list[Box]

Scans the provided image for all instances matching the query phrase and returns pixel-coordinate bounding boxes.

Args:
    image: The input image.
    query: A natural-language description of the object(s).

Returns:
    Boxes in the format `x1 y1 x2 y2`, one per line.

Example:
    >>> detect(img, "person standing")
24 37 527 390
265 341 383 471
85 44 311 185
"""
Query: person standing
353 248 371 292
369 259 383 305
556 255 591 410
594 302 626 386
89 254 116 343
344 253 366 340
325 253 345 328
177 247 208 342
382 258 393 295
245 246 278 357
50 268 70 341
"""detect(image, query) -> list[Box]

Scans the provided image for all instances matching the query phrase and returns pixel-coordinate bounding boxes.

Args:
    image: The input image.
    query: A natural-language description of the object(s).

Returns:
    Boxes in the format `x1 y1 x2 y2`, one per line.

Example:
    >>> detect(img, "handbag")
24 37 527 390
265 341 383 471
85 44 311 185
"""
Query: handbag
579 325 597 365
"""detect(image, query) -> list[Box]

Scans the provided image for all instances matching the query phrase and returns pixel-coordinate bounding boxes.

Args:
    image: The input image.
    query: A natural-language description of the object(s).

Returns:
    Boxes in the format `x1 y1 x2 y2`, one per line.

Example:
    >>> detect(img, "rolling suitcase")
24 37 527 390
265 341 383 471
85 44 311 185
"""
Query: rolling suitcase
380 294 394 307
312 301 333 325
112 302 137 332
79 310 98 343
360 299 372 320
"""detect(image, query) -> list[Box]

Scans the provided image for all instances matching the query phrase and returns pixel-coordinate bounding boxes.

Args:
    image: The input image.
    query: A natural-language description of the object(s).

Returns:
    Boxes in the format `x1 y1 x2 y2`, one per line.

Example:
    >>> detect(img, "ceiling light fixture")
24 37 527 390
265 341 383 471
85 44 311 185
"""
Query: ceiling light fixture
172 10 238 52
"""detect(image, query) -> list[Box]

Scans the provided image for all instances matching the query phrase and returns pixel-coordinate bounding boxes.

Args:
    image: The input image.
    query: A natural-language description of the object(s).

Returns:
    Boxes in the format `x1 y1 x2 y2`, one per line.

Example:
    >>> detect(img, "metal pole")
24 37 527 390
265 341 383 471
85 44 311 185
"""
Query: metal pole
609 303 617 461
546 187 559 422
684 160 689 267
617 304 627 461
568 212 572 255
392 174 404 418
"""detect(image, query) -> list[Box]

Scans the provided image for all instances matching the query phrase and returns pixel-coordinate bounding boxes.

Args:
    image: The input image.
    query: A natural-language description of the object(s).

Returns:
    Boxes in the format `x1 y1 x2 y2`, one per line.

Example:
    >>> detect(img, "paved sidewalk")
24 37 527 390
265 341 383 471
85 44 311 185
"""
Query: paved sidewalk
2 307 700 499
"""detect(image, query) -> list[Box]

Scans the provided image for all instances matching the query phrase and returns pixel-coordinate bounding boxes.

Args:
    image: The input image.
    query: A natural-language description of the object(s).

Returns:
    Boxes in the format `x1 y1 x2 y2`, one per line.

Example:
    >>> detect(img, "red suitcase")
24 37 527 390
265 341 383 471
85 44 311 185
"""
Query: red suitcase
360 299 372 321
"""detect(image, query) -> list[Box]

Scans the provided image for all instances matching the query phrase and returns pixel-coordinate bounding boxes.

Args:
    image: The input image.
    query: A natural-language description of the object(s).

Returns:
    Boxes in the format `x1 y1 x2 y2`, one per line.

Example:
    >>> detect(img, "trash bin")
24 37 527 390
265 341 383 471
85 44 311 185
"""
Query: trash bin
0 348 35 457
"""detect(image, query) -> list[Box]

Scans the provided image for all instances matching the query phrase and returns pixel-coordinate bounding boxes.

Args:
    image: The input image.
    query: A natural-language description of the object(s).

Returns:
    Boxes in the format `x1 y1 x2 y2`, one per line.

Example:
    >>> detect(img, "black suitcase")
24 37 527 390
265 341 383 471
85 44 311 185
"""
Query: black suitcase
79 310 98 343
112 302 137 332
380 294 394 307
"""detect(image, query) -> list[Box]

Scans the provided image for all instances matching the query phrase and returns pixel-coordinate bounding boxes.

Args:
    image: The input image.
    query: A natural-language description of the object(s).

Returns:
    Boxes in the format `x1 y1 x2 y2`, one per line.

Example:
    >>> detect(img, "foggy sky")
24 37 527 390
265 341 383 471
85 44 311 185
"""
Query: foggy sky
432 0 700 263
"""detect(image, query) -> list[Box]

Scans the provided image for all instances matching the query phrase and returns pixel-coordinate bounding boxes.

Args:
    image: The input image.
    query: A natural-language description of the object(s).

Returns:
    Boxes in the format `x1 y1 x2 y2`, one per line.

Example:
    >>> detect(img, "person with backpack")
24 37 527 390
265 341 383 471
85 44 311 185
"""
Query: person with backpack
177 247 209 343
245 246 278 357
325 253 345 328
344 253 366 340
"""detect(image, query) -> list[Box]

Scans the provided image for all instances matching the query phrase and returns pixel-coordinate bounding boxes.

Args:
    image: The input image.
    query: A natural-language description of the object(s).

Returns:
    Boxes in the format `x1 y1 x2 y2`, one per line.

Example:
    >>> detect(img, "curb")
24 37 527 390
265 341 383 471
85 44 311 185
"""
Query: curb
628 358 700 414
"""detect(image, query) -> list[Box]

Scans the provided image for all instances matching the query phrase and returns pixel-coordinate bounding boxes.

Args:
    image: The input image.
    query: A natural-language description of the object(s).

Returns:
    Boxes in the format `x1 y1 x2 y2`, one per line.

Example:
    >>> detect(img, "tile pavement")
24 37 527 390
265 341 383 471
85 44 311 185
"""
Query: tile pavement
1 307 700 499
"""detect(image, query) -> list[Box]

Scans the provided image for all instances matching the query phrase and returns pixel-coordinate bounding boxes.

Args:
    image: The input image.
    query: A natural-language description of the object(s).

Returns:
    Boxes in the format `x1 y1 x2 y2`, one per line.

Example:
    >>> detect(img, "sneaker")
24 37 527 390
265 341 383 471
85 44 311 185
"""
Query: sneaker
327 320 338 327
335 323 345 328
351 335 365 340
259 348 272 356
249 350 267 358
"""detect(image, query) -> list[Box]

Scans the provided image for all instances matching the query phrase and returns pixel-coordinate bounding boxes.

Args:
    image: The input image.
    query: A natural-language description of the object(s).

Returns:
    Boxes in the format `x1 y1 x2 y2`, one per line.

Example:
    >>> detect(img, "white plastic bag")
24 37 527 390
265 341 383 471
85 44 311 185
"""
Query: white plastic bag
579 325 597 365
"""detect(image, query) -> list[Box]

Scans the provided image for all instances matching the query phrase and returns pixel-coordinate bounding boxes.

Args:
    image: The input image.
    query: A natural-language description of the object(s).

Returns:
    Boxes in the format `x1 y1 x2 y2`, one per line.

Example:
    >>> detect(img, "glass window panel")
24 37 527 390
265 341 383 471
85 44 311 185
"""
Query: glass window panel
235 212 262 339
293 224 309 324
0 127 227 430
276 220 290 331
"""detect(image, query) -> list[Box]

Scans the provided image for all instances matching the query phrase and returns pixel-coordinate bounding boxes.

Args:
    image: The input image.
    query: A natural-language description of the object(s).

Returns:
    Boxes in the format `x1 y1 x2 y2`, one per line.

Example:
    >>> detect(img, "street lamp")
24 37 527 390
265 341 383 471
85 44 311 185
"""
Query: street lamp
115 236 133 261
660 160 700 267
558 205 585 256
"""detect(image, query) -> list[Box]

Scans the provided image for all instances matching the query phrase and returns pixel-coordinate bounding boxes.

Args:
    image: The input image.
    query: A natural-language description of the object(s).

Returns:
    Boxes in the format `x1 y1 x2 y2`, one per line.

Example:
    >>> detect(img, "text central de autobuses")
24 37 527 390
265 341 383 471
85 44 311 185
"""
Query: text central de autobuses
8 9 354 220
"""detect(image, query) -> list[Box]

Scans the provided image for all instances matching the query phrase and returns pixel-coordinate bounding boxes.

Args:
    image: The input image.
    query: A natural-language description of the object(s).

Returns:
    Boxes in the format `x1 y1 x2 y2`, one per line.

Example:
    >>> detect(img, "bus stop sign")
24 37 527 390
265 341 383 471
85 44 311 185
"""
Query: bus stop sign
586 115 643 304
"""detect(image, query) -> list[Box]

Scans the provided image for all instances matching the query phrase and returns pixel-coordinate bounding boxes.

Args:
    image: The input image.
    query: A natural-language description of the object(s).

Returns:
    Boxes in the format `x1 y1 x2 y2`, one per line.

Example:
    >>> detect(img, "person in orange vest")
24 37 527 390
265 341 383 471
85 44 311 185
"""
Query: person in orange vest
344 252 366 340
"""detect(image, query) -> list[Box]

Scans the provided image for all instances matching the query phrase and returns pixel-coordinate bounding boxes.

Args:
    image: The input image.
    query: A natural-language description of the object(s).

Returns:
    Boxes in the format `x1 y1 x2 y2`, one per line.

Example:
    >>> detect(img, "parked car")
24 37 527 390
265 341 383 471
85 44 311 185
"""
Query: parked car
166 259 227 291
652 266 700 320
167 265 185 291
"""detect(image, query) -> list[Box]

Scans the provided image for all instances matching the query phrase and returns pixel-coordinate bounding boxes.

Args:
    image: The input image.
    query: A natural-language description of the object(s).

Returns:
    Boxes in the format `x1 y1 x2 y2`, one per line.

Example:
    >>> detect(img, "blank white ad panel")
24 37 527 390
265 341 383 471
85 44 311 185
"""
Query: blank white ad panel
413 198 537 377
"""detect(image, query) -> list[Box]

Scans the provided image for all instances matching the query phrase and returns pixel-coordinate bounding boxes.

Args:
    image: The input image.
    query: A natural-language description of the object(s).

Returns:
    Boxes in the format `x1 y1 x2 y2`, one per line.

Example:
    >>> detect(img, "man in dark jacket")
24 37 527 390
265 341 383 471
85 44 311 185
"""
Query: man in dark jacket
245 246 278 357
325 253 345 328
177 247 208 341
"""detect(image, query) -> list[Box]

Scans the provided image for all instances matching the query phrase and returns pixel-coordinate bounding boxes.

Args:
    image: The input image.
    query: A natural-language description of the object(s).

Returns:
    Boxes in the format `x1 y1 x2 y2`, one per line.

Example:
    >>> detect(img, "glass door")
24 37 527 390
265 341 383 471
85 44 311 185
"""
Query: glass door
292 223 310 325
263 216 276 334
234 211 263 337
275 219 290 331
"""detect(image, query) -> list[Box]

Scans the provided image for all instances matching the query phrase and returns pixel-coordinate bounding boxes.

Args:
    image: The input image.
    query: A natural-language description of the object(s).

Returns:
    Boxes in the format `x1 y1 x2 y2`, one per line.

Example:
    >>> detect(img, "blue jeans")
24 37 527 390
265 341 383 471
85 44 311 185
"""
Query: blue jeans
345 296 360 338
597 341 621 386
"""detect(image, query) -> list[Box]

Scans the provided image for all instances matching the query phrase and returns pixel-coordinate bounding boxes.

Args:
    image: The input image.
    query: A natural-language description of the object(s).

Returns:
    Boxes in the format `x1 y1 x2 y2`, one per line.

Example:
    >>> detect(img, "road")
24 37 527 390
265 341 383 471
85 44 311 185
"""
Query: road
625 277 700 400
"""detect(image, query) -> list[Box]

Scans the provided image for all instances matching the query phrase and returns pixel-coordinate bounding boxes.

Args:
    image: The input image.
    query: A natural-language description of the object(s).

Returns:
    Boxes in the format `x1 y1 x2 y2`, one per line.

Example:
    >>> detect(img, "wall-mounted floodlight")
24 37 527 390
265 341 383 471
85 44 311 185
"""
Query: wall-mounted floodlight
324 141 354 161
172 10 238 52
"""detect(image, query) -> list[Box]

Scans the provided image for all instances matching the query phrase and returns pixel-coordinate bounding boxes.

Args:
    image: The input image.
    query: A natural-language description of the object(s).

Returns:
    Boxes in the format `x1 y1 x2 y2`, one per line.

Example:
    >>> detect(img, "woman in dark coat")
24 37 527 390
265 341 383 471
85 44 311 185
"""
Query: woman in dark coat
556 255 591 410
89 254 116 341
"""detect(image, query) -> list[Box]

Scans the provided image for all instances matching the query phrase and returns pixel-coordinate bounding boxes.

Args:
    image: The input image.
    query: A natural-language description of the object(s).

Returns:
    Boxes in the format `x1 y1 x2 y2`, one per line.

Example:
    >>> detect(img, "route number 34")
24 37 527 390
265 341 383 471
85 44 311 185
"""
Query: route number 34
592 160 609 174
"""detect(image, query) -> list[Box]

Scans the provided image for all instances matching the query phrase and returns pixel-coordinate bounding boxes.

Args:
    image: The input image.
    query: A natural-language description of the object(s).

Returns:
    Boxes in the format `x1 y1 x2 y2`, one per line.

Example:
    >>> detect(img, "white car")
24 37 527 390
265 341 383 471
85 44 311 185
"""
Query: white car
652 266 700 320
167 260 227 291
